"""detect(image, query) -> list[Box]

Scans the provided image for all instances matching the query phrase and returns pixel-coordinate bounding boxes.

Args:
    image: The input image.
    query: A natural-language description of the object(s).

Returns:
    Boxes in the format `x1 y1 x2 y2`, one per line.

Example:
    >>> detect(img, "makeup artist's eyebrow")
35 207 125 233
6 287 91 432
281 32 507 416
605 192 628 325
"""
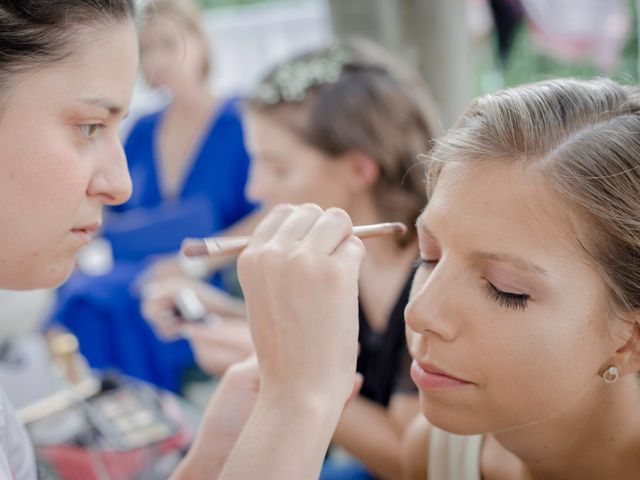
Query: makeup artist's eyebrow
78 96 128 117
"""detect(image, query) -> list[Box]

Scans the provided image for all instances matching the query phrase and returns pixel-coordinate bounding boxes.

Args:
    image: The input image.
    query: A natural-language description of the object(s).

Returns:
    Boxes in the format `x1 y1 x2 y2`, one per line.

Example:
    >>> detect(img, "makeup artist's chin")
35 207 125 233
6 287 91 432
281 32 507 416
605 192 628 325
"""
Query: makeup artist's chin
51 251 85 287
42 264 76 289
4 257 76 291
35 232 93 289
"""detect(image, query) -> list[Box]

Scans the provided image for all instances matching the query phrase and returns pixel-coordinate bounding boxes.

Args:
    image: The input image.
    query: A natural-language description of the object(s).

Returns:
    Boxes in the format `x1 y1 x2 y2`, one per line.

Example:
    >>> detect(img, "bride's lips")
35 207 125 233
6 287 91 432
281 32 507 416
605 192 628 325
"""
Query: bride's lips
410 359 473 389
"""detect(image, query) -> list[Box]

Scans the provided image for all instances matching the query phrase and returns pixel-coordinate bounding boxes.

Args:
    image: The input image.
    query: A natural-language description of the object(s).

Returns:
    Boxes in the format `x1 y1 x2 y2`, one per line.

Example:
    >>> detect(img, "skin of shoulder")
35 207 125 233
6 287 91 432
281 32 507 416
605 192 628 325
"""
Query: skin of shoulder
402 413 431 480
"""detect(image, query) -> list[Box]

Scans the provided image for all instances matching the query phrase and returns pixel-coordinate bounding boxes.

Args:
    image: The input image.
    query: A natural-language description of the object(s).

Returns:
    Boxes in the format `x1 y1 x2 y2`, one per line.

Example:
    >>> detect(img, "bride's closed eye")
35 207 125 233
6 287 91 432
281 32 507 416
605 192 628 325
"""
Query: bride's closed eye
483 281 530 311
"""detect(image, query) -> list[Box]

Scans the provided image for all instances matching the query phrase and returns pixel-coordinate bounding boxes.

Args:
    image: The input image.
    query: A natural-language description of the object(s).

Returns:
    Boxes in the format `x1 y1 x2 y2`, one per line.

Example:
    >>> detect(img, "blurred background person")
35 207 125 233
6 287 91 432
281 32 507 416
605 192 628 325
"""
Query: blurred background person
46 0 258 393
143 38 441 479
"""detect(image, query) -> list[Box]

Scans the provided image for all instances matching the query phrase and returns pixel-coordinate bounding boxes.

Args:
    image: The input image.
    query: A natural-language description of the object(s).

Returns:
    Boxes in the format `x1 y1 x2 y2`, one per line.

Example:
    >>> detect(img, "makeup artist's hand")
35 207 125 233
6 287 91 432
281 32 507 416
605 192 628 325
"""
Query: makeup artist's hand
237 203 365 404
172 352 365 480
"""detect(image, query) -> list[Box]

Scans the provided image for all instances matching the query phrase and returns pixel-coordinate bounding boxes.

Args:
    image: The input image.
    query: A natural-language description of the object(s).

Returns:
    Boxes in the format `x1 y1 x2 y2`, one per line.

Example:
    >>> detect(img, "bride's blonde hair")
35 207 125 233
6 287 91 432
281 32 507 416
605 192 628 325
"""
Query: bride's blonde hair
427 78 640 317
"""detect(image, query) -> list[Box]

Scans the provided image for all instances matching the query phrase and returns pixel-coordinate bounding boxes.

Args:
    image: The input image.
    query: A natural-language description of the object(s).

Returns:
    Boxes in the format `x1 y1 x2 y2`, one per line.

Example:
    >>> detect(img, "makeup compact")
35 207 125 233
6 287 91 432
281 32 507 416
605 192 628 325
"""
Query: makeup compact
26 375 192 480
27 377 184 450
18 333 191 479
86 382 180 450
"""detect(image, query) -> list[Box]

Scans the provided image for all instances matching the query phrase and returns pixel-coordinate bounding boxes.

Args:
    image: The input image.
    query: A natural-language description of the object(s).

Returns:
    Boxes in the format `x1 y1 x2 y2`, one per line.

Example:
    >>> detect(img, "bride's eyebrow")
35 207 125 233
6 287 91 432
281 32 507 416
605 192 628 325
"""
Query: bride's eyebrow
471 251 548 276
416 214 548 277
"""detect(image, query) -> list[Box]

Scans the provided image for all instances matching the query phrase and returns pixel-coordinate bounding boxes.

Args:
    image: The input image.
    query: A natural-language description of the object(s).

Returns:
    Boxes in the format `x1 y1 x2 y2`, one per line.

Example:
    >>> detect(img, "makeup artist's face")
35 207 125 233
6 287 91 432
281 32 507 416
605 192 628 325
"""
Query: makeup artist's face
0 21 138 290
405 161 625 434
245 111 354 211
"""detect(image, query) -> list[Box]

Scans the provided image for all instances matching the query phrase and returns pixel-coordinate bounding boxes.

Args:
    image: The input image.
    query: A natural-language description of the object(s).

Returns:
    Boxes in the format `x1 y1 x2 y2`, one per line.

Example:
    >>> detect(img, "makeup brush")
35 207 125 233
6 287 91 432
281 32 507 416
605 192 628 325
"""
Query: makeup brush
181 222 407 258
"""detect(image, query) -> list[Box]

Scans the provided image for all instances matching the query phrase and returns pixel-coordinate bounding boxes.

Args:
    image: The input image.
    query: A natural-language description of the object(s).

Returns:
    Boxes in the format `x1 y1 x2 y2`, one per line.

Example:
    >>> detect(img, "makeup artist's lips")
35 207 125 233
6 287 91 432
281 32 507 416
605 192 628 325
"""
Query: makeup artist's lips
71 223 101 245
410 359 473 389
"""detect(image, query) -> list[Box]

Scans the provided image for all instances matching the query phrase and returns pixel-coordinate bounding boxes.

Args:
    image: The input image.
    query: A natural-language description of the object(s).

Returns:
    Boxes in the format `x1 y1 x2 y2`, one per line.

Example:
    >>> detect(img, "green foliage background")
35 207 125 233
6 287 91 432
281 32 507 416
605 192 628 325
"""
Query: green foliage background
199 0 304 8
502 10 639 87
196 0 639 92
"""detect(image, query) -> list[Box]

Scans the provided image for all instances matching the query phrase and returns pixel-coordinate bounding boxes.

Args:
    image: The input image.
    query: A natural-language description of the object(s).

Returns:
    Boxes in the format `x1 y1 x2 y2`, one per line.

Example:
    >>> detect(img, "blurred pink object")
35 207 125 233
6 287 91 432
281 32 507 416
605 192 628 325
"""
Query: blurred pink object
522 0 630 72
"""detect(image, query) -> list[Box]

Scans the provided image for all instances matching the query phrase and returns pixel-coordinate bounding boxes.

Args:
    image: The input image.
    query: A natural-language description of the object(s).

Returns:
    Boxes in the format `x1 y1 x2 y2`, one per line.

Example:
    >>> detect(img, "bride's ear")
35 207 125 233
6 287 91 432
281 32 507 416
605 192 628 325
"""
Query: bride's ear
609 319 640 377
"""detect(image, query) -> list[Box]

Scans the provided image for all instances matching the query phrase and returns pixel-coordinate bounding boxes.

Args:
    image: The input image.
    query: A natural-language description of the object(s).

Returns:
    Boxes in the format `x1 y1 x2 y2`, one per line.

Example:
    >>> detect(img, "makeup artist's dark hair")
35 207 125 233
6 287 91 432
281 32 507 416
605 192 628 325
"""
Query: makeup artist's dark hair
247 38 441 247
0 0 135 91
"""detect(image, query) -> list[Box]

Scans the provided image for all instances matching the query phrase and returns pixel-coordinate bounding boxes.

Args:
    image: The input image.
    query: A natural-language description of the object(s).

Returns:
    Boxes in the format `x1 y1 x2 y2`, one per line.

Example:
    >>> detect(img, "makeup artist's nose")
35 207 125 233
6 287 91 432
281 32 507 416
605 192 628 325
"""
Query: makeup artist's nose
405 261 460 342
88 142 132 206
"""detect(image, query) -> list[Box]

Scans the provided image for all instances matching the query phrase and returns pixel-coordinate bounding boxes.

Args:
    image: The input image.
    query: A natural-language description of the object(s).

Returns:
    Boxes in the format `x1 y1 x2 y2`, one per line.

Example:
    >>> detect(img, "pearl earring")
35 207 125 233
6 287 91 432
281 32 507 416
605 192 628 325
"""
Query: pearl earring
602 365 620 384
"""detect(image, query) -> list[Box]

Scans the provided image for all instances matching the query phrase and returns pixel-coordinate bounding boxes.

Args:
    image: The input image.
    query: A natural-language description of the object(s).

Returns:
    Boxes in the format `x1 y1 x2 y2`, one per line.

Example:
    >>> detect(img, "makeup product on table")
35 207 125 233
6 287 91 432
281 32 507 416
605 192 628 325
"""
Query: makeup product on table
87 383 179 450
26 379 182 451
26 376 191 480
173 288 207 324
181 221 407 258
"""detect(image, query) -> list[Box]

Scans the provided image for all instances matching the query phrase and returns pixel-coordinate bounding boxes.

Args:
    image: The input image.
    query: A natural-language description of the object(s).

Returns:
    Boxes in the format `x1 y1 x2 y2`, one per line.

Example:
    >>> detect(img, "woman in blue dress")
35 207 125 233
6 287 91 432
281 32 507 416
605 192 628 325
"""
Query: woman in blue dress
48 0 257 392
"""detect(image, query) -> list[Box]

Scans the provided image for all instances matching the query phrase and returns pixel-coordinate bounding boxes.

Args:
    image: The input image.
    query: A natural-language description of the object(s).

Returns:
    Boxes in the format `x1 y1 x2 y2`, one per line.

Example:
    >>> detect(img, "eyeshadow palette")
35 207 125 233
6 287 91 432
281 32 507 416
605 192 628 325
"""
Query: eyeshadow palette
27 380 181 452
87 384 179 450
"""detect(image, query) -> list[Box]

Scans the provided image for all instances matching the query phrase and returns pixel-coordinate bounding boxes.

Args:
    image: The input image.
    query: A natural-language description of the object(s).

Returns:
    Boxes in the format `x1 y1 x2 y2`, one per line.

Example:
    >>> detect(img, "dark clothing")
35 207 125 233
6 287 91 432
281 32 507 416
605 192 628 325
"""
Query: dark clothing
489 0 525 63
356 265 417 407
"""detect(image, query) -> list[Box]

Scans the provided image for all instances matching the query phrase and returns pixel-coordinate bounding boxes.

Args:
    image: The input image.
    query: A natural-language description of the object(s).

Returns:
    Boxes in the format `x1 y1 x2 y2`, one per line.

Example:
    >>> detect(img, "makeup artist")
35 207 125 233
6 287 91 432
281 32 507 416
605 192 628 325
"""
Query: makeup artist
0 1 138 477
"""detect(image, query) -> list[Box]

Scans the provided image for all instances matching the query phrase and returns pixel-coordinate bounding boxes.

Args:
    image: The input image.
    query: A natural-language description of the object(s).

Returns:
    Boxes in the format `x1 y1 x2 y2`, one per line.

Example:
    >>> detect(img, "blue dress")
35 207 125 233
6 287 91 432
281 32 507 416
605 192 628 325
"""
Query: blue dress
48 98 256 392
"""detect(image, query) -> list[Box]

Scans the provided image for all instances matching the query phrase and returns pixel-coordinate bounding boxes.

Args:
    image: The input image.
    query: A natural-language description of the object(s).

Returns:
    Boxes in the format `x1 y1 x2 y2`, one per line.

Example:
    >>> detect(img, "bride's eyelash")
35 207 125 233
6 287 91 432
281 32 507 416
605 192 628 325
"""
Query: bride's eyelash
413 258 531 311
483 282 530 311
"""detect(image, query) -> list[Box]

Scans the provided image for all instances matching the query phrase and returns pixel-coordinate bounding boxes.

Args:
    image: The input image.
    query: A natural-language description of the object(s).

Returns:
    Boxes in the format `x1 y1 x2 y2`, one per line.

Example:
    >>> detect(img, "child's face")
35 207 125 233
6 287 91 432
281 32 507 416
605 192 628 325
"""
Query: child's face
0 21 138 290
406 160 628 434
245 111 355 211
139 13 207 91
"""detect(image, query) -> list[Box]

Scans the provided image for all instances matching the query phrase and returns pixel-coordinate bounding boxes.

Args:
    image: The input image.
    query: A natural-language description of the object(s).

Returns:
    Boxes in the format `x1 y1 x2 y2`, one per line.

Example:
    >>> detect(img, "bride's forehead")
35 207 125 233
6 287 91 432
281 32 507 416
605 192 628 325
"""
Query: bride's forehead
430 160 553 203
424 161 583 245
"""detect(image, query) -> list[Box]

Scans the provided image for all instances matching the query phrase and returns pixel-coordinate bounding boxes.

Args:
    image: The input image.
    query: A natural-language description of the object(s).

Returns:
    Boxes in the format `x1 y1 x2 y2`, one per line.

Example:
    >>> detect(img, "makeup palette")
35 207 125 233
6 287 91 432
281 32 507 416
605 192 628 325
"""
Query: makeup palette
27 379 182 452
85 383 179 450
